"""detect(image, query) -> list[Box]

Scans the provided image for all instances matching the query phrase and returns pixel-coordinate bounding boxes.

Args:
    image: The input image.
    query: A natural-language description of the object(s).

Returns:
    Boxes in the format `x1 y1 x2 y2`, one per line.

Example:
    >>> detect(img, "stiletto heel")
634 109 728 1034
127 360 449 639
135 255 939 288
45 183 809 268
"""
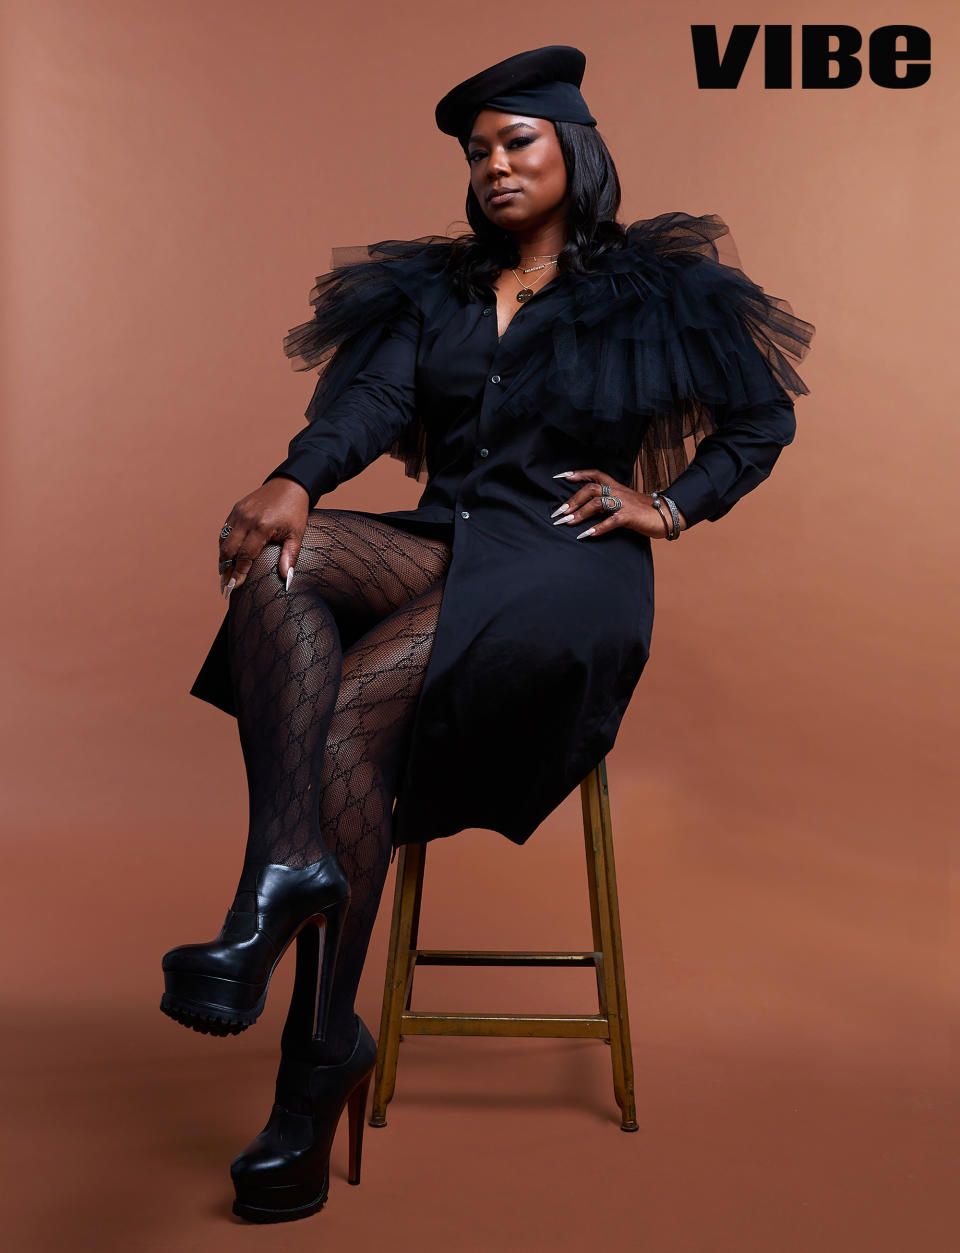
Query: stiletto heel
346 1069 373 1185
159 853 351 1036
230 1015 378 1223
314 894 350 1043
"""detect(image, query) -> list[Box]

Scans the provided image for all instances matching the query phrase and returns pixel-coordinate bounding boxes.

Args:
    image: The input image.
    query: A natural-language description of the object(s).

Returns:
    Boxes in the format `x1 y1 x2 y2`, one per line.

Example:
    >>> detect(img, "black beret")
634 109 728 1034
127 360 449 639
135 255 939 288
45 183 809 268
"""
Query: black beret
435 45 596 147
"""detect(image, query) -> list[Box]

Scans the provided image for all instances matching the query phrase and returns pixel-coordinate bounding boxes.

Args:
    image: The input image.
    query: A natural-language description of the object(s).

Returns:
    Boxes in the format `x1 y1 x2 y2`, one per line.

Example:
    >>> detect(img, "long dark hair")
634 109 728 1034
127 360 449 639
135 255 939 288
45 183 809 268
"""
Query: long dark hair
444 120 628 302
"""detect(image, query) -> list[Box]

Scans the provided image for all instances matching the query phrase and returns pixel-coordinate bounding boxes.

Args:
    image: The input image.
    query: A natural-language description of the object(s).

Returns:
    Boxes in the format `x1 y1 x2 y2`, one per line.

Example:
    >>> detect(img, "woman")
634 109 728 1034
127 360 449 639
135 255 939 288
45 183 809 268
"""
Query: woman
161 45 814 1223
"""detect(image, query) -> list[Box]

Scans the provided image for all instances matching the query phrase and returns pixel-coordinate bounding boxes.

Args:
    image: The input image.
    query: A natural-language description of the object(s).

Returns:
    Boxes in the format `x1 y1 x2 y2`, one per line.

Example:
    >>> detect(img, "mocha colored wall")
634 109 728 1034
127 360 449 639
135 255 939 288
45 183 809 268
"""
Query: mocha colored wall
3 2 953 1250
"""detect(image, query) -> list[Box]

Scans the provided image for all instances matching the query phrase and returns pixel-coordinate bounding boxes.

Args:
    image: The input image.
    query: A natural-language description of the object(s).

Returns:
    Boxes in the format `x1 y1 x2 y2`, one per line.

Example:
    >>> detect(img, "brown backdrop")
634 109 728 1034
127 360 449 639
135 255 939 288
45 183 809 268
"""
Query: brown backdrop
2 1 955 1249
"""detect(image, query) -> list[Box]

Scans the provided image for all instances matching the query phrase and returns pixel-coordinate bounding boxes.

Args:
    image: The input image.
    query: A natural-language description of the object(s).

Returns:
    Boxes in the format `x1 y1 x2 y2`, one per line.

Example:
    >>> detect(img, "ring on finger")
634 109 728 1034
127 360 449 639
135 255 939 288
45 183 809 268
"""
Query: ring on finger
600 496 622 512
220 523 233 540
601 484 611 496
218 557 237 573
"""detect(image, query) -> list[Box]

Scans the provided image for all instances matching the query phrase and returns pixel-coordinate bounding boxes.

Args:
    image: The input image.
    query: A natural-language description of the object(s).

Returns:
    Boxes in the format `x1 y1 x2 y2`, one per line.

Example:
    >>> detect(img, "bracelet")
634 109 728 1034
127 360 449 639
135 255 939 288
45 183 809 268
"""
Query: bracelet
661 493 682 541
650 491 677 540
652 499 672 539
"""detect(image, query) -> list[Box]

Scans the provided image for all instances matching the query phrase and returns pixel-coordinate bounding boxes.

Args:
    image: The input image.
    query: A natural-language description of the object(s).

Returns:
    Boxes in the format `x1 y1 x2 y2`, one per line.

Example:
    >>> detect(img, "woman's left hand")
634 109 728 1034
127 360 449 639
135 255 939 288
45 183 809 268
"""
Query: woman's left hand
550 469 687 539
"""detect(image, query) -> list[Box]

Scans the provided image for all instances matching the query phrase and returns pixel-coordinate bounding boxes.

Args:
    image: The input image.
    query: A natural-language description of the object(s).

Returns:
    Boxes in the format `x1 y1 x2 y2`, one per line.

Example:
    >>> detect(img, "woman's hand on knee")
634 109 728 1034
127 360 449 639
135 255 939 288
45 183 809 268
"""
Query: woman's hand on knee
219 477 310 597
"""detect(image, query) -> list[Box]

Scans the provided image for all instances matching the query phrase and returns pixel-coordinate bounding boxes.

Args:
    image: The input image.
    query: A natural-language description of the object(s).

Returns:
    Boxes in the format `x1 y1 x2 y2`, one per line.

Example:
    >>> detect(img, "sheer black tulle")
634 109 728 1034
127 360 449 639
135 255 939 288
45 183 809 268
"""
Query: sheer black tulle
279 211 815 493
280 235 453 485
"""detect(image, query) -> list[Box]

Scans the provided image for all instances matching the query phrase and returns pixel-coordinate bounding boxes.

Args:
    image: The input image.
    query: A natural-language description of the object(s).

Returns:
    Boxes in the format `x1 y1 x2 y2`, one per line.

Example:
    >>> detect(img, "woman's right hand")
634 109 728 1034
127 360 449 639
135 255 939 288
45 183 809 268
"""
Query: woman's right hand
218 477 311 598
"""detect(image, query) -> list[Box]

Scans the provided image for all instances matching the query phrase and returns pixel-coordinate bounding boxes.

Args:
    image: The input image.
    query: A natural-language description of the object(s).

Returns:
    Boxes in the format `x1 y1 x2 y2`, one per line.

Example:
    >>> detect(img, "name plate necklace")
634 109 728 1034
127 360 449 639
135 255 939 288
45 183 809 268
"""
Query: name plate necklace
511 253 559 302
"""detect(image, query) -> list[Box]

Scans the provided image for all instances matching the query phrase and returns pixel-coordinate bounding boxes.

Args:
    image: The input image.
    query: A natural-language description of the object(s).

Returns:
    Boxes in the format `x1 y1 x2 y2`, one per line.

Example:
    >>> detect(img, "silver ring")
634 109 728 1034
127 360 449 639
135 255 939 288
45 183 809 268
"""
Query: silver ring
218 557 236 573
220 523 233 540
601 496 622 512
601 484 611 496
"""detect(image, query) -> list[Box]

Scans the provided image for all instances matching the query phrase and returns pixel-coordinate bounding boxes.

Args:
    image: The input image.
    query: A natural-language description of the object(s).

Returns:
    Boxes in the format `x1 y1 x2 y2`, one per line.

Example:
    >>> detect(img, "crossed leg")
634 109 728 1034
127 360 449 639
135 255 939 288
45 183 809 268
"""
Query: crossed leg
224 508 453 1065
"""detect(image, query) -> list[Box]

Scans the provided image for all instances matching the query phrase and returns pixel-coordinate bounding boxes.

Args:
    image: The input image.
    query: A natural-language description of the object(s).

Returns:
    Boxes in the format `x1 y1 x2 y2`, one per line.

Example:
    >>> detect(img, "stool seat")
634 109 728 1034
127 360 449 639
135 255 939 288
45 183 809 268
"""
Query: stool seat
370 759 638 1131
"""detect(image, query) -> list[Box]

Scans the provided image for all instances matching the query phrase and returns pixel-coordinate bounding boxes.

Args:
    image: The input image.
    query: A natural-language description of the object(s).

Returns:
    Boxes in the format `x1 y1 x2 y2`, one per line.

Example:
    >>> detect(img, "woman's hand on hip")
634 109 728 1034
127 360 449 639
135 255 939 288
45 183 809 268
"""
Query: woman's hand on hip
218 477 310 598
550 469 687 540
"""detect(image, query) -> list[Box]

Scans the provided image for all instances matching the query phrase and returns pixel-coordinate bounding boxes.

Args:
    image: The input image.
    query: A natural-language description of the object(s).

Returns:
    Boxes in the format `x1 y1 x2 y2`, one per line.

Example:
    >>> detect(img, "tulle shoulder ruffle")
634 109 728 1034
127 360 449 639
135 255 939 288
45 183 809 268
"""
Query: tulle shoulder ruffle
281 211 815 490
502 210 816 489
281 233 453 377
280 233 458 480
550 210 814 407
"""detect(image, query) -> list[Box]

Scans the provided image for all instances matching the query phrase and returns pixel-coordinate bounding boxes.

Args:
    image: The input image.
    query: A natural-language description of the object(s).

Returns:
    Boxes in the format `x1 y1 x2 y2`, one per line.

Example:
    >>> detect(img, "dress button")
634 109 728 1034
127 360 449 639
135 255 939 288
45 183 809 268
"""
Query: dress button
490 374 500 384
461 510 470 519
481 306 494 316
479 447 489 457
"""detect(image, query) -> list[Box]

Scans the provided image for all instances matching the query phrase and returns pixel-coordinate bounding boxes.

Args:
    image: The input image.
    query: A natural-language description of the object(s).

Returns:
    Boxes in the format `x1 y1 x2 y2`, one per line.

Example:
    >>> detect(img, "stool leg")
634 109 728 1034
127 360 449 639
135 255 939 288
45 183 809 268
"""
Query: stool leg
581 788 608 1020
582 762 639 1131
402 841 427 1017
370 840 426 1127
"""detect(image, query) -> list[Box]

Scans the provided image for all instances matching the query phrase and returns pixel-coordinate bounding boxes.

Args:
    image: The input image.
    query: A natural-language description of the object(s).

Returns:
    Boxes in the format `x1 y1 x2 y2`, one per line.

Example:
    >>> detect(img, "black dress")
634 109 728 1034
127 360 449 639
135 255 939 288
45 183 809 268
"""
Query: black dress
189 212 815 851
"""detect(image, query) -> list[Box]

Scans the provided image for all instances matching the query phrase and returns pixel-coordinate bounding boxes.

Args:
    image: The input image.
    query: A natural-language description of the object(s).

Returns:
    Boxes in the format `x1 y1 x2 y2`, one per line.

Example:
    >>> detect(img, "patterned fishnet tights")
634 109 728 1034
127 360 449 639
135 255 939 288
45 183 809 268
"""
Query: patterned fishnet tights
225 508 452 1066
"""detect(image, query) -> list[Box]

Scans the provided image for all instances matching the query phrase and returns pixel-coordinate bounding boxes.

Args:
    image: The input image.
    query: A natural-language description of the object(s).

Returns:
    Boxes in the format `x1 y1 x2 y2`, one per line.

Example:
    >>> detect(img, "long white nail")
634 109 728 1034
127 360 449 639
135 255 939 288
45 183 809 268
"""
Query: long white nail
554 515 575 525
550 503 569 517
575 528 596 540
224 577 236 598
553 471 575 478
285 568 294 592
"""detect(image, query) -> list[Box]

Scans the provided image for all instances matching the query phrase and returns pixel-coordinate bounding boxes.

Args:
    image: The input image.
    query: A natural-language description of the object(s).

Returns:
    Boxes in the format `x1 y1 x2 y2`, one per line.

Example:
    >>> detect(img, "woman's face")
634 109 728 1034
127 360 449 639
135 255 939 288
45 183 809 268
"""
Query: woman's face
466 110 568 232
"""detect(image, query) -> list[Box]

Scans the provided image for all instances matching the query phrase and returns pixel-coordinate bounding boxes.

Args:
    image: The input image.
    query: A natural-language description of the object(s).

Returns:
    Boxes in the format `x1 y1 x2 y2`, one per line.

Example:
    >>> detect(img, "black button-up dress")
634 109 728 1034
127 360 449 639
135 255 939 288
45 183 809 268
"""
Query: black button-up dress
189 212 815 852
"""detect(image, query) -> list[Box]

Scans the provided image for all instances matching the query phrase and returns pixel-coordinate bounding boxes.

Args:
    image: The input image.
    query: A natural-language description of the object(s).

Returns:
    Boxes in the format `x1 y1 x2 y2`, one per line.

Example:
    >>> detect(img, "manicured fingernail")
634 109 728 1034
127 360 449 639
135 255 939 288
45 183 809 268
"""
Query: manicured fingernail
550 504 569 517
554 515 575 525
576 528 596 539
224 577 236 599
285 569 294 592
553 471 575 478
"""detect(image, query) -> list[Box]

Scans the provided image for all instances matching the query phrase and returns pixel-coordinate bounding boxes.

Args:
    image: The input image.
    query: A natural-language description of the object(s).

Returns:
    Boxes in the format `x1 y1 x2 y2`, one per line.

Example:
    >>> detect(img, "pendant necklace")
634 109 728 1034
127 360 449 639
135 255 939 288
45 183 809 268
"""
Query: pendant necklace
511 254 559 303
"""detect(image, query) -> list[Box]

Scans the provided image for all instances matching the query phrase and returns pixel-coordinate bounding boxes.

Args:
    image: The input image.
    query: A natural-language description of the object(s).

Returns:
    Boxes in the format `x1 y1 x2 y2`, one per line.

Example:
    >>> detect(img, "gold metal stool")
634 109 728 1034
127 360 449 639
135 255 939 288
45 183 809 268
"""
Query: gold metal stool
370 759 638 1131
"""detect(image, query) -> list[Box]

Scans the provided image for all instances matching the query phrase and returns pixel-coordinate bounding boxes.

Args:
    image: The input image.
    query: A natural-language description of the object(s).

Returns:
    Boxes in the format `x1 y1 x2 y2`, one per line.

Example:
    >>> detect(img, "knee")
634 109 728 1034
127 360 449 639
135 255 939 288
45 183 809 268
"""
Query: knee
304 507 348 534
244 539 283 583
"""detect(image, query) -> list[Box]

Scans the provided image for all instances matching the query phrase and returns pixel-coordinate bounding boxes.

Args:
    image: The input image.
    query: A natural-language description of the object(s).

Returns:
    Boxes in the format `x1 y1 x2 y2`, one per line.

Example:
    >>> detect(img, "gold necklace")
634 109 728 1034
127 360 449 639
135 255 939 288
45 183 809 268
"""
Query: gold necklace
510 259 557 303
516 252 560 274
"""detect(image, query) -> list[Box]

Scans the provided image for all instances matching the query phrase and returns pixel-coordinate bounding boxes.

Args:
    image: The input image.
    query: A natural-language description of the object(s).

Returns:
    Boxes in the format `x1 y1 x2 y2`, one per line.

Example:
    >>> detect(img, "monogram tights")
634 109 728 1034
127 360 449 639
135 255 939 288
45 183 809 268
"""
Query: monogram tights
224 508 453 1073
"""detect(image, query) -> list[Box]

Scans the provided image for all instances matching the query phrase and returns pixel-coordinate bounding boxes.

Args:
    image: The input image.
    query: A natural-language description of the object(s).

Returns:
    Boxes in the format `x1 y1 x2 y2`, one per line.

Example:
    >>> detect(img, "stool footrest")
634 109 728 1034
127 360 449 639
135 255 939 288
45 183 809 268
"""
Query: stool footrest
411 949 599 967
396 1011 612 1038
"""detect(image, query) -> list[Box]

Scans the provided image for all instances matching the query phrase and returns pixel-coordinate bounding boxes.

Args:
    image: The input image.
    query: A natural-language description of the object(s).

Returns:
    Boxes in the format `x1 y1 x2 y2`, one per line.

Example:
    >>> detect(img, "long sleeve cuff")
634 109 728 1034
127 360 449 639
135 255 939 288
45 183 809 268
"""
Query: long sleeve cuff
664 397 797 528
261 462 335 506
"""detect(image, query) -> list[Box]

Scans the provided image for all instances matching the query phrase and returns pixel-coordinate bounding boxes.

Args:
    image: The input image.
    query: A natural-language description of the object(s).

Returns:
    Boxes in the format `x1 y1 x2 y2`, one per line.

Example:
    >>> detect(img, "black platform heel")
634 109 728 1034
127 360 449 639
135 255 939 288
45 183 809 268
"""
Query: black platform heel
230 1013 378 1223
159 853 351 1037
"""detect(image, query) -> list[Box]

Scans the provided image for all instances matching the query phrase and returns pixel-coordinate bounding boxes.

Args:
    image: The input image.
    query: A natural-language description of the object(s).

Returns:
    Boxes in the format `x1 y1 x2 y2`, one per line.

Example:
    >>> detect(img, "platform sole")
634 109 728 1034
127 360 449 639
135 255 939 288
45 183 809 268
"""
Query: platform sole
158 994 256 1036
232 1168 331 1224
159 965 268 1035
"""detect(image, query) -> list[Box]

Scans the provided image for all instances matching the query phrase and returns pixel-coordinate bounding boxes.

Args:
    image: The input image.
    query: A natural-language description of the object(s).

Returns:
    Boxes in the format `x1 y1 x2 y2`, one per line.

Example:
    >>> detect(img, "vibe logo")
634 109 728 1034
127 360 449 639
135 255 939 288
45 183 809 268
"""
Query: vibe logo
691 25 931 88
